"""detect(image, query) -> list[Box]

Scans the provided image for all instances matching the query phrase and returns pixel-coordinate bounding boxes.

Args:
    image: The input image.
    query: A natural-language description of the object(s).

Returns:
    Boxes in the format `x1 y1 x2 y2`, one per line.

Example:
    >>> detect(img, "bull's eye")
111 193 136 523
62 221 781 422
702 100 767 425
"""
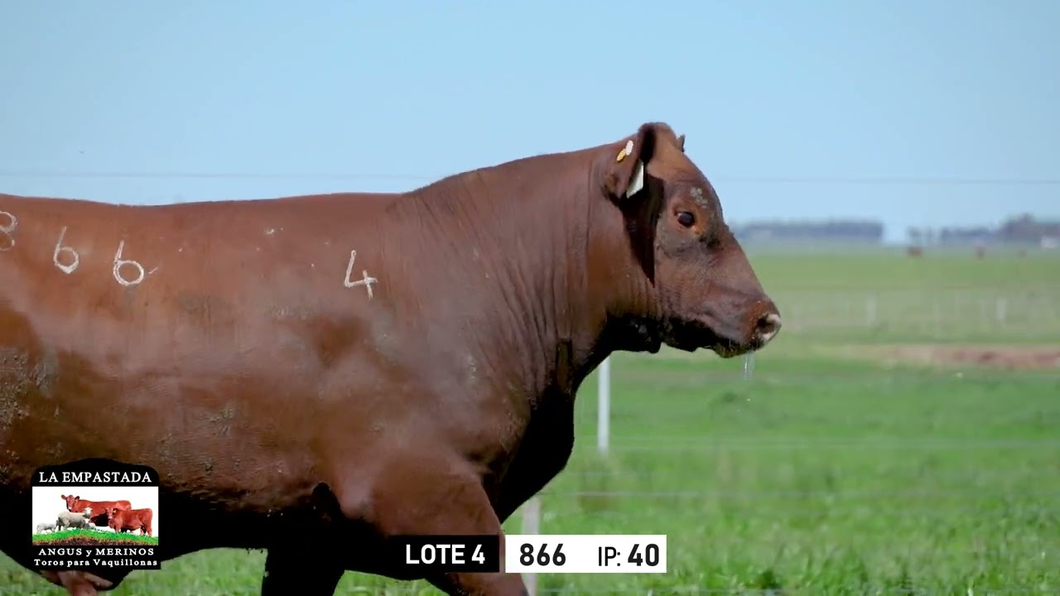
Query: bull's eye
676 211 695 228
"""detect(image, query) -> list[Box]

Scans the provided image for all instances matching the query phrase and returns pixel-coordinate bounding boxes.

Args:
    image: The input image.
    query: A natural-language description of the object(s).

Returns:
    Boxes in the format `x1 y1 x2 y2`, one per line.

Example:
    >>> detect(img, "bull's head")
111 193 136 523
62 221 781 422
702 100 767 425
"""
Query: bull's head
61 494 79 511
598 122 781 357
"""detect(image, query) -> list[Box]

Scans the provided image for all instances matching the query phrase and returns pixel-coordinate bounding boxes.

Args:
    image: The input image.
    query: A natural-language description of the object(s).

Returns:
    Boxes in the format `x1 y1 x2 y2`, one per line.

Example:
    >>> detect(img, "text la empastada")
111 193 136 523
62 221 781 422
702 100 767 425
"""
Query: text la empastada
37 471 154 484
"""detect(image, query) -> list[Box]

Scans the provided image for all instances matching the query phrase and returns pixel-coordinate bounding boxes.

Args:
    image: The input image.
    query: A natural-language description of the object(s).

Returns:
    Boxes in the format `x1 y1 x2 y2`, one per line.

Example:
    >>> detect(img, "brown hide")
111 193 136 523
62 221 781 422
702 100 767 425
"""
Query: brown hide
105 507 153 537
0 122 779 596
61 495 132 527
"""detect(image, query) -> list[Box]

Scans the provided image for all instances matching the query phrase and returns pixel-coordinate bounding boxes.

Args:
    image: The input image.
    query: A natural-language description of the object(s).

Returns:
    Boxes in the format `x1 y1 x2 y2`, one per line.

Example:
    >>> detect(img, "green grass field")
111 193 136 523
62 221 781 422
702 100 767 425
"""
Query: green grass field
3 248 1058 595
32 529 158 546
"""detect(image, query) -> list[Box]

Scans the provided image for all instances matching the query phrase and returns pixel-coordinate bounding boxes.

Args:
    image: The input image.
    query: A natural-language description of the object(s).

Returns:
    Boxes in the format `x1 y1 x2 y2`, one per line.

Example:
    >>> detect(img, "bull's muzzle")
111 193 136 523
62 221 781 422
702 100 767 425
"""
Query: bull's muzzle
754 311 782 347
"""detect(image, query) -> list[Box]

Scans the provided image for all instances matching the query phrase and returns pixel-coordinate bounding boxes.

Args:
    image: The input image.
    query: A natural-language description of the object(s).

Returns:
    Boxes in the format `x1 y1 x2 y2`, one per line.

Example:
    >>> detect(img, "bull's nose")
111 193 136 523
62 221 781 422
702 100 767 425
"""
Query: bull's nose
755 312 782 345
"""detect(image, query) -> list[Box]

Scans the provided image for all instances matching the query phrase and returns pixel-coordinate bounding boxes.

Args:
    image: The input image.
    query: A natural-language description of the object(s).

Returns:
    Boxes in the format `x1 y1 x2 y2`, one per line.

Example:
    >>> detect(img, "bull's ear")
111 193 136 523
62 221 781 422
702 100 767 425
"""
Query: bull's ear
602 123 661 200
677 134 686 152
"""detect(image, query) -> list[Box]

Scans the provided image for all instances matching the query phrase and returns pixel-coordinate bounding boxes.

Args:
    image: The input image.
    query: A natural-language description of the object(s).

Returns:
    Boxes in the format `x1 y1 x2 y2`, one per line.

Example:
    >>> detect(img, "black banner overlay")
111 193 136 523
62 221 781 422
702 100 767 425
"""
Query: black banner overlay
30 458 161 572
390 535 501 573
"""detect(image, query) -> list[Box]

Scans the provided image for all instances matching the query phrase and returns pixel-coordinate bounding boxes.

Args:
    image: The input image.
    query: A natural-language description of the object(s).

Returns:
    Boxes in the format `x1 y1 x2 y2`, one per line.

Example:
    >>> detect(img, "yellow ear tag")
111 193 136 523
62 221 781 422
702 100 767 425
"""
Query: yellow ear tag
616 139 634 162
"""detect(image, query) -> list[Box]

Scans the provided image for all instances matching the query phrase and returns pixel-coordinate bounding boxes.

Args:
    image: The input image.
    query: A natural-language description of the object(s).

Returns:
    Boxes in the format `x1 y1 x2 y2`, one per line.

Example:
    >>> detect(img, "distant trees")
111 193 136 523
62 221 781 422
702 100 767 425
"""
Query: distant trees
728 214 1059 247
905 214 1059 247
731 219 884 243
996 214 1060 244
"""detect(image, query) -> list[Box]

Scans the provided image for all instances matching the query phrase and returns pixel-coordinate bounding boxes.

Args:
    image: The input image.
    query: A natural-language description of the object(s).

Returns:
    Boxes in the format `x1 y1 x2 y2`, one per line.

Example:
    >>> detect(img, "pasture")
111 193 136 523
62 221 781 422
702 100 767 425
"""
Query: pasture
3 247 1058 595
32 529 158 547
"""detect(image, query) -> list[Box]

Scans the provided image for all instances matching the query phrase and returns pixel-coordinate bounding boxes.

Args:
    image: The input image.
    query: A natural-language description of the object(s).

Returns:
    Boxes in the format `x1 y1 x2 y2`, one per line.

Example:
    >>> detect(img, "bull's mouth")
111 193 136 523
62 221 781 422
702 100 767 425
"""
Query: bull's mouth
663 316 757 358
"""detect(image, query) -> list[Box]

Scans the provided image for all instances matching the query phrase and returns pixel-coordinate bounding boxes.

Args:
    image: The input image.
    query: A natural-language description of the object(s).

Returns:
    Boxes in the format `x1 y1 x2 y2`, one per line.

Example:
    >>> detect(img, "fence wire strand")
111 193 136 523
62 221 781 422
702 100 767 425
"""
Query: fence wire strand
5 169 1060 186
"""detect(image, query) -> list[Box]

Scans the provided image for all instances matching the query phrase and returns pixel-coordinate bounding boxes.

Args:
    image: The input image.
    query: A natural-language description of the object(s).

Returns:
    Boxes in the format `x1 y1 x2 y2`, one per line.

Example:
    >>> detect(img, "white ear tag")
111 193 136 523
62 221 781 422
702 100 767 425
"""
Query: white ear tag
625 160 645 198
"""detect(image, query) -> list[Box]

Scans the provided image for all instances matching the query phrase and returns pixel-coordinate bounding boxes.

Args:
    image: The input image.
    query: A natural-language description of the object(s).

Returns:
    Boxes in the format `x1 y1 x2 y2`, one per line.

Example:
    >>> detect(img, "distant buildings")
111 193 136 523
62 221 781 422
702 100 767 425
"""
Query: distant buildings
731 214 1059 249
732 219 884 244
911 214 1060 248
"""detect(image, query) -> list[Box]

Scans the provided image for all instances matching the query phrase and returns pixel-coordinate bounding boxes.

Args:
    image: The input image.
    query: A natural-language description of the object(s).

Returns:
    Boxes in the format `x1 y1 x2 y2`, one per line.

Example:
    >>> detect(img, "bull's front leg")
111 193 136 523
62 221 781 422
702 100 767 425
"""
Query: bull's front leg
336 454 529 596
493 394 575 523
260 545 345 596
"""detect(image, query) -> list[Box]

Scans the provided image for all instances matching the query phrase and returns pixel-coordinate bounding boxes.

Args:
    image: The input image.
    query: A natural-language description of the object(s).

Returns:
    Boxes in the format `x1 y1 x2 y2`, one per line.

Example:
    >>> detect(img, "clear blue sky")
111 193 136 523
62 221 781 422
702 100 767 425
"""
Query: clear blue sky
2 1 1057 243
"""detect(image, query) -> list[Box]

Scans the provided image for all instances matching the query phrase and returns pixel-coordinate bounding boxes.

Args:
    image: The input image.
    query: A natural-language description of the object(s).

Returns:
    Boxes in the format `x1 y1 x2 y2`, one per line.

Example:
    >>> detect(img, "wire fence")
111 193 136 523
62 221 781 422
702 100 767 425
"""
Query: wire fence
533 503 1057 520
515 334 1059 594
567 438 1060 451
5 168 1060 186
334 581 1047 589
4 169 1057 594
774 288 1060 340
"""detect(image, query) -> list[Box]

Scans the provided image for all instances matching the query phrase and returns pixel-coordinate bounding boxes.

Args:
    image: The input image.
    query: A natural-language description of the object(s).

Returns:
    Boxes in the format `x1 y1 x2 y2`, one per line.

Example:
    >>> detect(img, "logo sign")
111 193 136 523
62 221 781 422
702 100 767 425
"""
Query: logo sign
30 458 160 571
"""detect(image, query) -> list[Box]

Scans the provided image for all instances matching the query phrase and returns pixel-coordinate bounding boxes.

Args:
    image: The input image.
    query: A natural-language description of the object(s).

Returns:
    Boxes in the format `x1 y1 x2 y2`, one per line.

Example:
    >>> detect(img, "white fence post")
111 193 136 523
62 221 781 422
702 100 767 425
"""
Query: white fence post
597 356 611 457
866 294 877 327
521 497 541 596
932 299 941 336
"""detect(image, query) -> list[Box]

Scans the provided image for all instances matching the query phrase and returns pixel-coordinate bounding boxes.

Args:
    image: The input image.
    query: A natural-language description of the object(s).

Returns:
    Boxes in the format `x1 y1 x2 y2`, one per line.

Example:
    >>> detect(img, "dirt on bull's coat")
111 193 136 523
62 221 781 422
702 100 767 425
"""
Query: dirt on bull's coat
856 344 1060 371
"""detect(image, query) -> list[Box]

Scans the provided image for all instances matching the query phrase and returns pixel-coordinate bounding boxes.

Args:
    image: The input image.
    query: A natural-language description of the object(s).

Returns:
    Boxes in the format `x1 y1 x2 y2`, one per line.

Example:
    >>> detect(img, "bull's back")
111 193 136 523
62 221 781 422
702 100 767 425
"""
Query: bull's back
130 507 153 520
0 191 396 314
114 507 153 532
77 500 130 511
0 191 403 487
116 507 152 521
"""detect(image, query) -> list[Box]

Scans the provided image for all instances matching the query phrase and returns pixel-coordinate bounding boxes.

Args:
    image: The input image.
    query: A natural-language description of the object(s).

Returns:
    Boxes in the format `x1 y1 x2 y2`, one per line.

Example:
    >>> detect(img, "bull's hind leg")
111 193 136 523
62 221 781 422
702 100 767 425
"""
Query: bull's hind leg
260 546 345 596
341 459 528 596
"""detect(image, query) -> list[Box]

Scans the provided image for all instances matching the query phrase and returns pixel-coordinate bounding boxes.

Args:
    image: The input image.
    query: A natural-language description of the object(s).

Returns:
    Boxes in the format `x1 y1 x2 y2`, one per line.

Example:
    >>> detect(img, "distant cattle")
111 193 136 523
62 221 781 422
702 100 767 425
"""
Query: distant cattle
61 495 132 529
104 507 153 537
1 122 781 596
56 510 93 531
907 246 924 257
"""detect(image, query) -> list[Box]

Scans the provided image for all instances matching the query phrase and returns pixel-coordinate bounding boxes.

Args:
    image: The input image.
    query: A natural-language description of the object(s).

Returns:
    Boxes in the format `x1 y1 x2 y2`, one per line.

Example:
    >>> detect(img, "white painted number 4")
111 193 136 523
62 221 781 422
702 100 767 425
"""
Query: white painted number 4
471 545 485 565
343 249 378 299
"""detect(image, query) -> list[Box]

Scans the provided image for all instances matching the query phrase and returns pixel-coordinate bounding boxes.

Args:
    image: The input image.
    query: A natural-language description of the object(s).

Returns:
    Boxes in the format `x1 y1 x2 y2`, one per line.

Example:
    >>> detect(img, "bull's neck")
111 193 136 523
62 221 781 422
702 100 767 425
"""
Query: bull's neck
403 151 652 407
